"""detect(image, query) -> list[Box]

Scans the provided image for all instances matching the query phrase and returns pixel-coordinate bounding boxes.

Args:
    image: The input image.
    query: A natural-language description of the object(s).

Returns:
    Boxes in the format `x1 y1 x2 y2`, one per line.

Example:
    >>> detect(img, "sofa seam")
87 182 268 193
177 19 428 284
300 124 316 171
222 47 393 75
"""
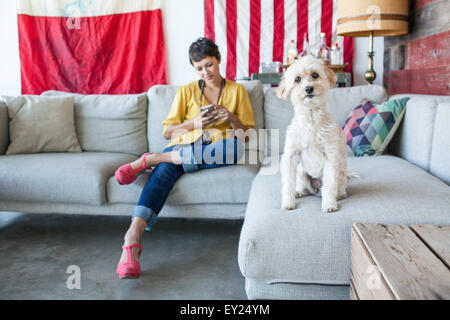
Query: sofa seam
427 98 439 172
266 279 348 286
244 239 252 278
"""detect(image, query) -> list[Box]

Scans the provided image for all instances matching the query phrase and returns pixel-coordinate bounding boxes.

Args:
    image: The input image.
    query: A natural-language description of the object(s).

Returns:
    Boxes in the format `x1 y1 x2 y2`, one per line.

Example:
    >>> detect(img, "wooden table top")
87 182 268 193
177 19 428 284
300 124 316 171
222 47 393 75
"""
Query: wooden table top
352 223 450 300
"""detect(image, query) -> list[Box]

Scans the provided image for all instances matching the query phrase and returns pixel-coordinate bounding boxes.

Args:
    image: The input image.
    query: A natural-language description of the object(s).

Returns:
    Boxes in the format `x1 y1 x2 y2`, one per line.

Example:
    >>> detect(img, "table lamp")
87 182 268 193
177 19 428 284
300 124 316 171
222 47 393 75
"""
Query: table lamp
336 0 409 84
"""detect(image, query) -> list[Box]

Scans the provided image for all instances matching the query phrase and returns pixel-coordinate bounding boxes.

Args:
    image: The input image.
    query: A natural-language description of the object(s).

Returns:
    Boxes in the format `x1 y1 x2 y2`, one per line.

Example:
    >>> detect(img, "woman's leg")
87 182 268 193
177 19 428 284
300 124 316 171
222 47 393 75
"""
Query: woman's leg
118 139 243 263
179 138 245 173
126 151 182 179
133 161 185 230
119 216 148 263
119 147 184 263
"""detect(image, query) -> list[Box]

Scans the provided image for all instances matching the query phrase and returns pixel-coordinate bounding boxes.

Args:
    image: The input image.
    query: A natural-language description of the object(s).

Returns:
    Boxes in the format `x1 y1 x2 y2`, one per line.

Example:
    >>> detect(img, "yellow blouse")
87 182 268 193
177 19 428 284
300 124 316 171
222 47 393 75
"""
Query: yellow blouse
162 80 255 149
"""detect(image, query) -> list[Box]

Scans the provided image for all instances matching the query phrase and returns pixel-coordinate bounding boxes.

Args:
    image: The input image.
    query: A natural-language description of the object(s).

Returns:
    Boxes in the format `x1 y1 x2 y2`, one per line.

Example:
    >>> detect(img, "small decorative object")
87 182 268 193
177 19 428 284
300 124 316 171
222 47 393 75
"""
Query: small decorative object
314 32 331 64
286 40 298 67
343 97 410 157
297 33 310 58
259 61 282 73
330 43 340 65
337 0 409 85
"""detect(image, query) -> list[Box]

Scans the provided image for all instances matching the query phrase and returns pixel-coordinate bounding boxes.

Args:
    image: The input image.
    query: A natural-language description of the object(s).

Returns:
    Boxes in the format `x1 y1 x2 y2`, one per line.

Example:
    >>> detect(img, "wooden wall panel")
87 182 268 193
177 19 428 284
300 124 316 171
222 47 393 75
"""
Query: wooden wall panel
384 0 450 96
406 30 450 70
384 66 450 96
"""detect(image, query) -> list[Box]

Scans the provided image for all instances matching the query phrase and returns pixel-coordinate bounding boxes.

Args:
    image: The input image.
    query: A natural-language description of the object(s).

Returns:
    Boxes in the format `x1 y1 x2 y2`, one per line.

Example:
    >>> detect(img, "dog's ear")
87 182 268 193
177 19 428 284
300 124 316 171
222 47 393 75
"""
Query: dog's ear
325 66 337 88
276 77 289 100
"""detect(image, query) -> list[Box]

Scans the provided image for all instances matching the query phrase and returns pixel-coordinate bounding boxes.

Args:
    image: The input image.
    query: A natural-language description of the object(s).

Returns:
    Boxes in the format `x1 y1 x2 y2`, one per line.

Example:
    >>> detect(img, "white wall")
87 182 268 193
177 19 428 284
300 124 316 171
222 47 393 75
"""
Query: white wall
0 1 21 96
0 0 382 95
163 0 204 85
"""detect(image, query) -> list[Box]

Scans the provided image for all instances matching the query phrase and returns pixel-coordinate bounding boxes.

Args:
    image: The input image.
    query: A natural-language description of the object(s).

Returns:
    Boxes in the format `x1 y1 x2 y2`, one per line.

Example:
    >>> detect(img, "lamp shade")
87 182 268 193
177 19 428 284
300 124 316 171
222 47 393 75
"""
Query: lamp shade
337 0 409 37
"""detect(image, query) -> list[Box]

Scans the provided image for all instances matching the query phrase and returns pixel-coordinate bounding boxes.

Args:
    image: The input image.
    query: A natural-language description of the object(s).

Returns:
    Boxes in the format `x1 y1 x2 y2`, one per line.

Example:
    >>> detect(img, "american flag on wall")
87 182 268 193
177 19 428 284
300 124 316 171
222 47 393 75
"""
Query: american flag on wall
17 0 167 95
204 0 354 81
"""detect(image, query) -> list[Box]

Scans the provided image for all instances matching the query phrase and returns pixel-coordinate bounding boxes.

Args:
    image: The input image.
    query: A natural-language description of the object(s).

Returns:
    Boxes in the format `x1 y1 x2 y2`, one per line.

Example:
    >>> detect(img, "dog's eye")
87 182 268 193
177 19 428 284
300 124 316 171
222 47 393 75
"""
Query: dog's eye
295 76 302 83
312 73 319 79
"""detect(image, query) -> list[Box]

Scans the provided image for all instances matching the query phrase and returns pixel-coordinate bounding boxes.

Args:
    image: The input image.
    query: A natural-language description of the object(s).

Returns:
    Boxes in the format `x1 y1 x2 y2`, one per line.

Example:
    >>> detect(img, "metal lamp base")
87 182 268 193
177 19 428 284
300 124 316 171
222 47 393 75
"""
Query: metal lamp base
365 32 376 85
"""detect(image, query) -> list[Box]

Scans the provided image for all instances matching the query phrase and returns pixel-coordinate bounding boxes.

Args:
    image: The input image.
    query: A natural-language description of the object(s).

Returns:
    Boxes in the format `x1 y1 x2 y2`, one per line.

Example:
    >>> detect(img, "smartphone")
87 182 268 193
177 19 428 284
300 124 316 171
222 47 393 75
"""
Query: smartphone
200 105 214 113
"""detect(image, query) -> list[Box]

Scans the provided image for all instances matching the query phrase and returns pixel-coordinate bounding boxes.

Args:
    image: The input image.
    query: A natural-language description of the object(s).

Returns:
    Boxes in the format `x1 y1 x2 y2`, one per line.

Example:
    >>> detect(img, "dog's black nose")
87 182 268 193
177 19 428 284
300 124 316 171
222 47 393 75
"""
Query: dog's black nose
305 86 314 94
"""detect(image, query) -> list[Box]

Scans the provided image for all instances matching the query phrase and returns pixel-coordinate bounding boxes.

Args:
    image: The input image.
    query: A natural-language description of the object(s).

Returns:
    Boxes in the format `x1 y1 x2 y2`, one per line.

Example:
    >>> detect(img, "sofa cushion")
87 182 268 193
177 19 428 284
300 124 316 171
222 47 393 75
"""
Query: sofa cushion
429 102 450 184
389 94 450 174
264 84 388 155
42 91 148 156
0 101 9 155
147 81 265 154
0 152 137 206
238 155 450 285
146 85 177 154
108 163 260 205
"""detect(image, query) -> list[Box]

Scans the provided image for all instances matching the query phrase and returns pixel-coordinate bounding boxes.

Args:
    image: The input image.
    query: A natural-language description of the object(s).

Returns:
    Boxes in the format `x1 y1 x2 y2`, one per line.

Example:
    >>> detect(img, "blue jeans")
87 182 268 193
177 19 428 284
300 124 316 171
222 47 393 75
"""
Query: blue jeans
132 138 244 231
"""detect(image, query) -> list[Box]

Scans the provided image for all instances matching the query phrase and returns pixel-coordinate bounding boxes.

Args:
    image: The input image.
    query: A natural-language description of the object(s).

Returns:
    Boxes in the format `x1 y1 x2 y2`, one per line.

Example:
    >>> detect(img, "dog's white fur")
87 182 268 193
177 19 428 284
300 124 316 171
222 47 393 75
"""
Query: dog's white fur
278 55 349 213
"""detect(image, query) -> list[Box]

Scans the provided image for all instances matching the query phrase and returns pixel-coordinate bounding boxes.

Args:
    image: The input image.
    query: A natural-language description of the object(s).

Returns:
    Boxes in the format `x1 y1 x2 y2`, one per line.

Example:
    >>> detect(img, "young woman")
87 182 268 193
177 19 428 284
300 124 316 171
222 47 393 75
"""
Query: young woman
115 37 255 279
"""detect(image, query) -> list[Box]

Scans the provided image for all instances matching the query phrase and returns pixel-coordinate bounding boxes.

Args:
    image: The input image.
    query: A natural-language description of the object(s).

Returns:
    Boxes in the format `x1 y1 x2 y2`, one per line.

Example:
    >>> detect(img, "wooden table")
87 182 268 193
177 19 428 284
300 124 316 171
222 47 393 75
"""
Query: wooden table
350 223 450 300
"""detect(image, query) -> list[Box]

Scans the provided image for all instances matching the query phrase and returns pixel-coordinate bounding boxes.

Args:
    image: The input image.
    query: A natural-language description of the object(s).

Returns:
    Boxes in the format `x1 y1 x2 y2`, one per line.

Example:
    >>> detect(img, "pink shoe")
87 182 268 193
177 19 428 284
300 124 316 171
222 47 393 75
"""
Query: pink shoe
116 243 143 279
115 153 152 185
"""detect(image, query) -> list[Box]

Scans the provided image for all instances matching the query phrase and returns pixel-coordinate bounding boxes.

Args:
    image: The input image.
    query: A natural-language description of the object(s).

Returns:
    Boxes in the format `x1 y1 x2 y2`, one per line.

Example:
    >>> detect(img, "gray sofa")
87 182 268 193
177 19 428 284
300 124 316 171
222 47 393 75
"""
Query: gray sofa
0 83 449 300
0 81 264 220
238 89 450 299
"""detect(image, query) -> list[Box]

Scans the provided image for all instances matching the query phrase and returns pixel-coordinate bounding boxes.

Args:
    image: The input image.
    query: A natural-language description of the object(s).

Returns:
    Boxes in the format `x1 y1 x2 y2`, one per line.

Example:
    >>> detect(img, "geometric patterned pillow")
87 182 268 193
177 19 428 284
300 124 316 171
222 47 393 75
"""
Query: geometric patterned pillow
342 97 410 157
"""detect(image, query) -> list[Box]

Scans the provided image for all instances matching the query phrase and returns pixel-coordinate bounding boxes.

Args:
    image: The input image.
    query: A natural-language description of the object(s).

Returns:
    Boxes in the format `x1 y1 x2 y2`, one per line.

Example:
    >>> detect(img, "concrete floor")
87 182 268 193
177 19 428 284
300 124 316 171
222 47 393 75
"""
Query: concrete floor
0 212 248 300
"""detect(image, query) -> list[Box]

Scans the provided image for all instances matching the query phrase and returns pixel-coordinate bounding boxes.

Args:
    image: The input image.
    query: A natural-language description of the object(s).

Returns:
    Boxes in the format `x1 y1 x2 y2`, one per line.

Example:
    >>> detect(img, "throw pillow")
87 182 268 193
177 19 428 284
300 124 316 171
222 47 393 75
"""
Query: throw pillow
342 97 410 157
2 95 82 155
41 91 148 156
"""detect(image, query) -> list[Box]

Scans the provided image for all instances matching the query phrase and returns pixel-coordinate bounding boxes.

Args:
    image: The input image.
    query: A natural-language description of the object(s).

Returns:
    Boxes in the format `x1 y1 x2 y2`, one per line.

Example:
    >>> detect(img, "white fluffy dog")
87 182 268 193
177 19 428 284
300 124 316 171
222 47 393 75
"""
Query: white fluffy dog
278 55 351 213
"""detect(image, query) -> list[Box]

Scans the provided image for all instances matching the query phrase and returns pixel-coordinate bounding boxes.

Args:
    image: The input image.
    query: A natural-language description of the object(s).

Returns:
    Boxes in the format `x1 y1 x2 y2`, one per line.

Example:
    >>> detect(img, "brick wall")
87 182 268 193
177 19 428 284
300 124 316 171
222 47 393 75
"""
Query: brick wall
383 0 449 96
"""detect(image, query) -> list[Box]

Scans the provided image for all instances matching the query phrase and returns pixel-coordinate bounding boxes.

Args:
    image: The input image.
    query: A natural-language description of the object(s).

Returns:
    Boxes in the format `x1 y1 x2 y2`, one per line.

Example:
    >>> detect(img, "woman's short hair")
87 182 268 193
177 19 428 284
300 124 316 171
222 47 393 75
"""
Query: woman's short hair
189 37 221 65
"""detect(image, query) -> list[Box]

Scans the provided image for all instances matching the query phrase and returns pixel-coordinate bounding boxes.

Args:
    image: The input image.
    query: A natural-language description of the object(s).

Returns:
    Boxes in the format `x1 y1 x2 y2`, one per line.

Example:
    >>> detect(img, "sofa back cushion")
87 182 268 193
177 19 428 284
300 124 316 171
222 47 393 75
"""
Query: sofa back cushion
389 94 450 184
430 102 450 184
0 101 9 155
146 85 177 153
264 84 388 155
42 91 148 156
147 80 264 153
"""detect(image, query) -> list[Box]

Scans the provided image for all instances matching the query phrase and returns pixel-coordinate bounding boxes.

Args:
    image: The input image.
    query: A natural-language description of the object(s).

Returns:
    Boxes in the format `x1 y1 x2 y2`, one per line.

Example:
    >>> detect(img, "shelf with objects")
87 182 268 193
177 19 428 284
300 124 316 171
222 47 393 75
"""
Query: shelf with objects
251 63 351 88
251 33 351 88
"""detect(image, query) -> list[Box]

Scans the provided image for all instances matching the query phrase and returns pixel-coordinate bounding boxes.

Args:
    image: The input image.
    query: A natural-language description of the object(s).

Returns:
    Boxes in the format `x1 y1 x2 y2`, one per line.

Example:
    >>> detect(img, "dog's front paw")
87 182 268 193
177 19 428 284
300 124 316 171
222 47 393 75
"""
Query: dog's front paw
281 198 296 211
322 201 338 213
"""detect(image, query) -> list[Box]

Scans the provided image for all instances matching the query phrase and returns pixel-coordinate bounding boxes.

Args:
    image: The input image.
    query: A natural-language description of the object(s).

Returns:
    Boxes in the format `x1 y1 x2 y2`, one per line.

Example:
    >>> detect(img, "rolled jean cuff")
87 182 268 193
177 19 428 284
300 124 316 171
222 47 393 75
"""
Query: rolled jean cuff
179 144 200 173
132 205 158 231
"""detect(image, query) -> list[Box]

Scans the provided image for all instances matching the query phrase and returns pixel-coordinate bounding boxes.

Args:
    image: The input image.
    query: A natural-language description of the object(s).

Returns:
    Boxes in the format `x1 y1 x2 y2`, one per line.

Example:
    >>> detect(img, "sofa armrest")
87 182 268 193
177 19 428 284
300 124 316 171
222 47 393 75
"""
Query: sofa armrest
0 101 9 155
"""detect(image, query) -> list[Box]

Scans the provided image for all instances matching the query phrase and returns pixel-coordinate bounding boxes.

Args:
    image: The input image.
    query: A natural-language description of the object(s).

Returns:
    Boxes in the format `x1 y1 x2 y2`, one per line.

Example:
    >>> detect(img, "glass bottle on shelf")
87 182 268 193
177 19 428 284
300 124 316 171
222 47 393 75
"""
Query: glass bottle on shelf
298 33 310 58
330 43 340 65
315 32 331 64
286 40 297 67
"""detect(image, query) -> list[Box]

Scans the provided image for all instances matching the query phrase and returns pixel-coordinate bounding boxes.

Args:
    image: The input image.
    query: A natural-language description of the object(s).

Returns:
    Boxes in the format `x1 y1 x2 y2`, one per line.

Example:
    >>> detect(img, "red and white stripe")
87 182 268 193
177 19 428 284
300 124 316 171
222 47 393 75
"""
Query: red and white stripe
204 0 354 81
17 0 167 95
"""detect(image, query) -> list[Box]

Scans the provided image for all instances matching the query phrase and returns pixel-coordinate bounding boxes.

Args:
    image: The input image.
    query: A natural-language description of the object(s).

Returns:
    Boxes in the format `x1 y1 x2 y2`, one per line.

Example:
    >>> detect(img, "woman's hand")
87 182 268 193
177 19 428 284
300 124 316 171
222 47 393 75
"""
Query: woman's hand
213 105 251 143
193 109 221 129
164 109 222 140
212 105 236 123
